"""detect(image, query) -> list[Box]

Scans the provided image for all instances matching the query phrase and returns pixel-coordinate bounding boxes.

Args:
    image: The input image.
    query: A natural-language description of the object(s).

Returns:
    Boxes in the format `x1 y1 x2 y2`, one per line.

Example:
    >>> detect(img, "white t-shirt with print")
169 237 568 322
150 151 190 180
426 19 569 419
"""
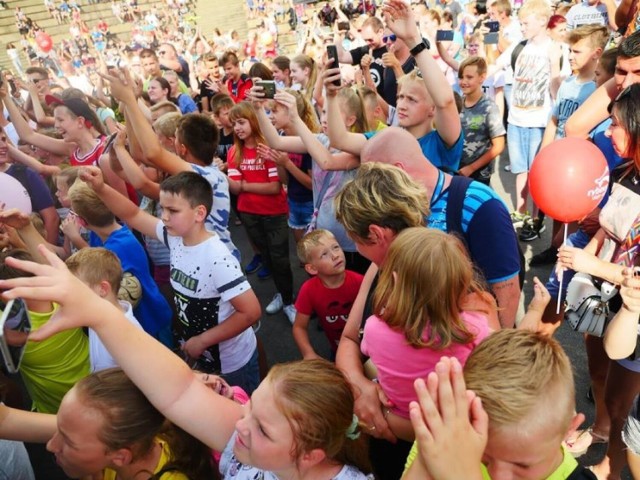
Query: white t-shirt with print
155 222 256 374
565 1 609 29
219 432 372 480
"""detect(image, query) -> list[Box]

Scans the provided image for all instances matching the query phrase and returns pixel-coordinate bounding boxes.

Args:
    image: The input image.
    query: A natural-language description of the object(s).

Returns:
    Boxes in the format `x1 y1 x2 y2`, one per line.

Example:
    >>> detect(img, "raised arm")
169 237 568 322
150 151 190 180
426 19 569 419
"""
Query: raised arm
79 165 159 239
565 78 618 138
384 0 460 147
99 70 190 176
275 90 359 171
0 248 243 453
112 130 160 199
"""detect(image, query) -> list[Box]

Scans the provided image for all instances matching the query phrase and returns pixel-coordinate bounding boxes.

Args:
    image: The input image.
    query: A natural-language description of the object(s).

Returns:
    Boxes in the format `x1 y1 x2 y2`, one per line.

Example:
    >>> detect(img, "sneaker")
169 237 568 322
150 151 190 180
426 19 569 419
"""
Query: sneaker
245 255 262 274
504 164 511 172
257 265 272 280
265 293 283 314
510 211 530 228
529 246 558 266
519 218 546 242
283 304 297 324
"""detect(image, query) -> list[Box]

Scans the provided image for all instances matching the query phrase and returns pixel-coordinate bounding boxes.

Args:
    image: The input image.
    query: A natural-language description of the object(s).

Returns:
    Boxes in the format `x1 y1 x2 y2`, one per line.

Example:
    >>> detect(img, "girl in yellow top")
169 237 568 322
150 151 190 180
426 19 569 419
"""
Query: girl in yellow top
47 368 215 480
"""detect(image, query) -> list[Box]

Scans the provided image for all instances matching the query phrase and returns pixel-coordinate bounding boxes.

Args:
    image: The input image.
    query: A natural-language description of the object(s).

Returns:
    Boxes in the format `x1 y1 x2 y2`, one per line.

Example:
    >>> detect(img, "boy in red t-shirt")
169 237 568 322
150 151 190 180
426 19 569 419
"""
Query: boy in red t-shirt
292 229 363 360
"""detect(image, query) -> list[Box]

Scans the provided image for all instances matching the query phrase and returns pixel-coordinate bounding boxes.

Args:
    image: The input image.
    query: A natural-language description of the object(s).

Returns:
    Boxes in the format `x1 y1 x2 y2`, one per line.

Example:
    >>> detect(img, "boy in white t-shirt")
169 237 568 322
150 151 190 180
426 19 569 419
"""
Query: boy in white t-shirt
65 247 143 372
507 0 562 230
80 166 263 394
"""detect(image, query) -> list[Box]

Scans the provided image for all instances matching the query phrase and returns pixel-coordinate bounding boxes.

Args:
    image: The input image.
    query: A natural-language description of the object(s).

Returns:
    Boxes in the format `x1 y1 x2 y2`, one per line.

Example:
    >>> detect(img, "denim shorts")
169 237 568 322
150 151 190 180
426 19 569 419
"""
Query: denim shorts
545 228 591 300
221 347 260 395
507 124 545 174
287 199 314 229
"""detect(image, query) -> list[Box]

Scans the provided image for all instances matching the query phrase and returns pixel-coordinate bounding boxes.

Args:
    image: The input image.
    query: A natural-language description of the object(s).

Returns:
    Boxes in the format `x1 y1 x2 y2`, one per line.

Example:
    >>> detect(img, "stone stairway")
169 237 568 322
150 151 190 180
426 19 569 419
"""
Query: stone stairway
0 0 163 71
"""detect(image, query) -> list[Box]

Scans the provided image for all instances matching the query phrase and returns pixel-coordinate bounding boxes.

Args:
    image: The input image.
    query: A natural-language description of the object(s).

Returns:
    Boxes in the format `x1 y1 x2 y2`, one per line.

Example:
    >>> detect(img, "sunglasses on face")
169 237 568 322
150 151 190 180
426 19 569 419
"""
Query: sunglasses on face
31 78 46 83
383 34 397 43
608 85 632 114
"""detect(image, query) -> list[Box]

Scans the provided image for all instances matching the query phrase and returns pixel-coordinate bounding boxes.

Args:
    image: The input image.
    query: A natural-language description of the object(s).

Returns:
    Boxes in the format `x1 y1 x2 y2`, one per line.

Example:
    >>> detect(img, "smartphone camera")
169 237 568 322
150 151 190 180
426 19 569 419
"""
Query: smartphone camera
436 30 455 42
326 45 341 87
256 80 276 99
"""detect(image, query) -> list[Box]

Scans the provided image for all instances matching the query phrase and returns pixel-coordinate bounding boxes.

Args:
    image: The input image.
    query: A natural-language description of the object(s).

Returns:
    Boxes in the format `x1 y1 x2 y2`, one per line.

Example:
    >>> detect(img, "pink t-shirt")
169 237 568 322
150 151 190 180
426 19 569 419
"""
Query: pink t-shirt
361 311 489 418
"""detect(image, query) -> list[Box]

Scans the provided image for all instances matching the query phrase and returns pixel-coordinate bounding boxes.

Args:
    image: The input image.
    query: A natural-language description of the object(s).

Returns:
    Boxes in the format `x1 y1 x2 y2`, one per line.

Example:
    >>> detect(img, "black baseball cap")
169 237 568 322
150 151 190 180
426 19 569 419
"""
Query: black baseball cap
45 94 100 129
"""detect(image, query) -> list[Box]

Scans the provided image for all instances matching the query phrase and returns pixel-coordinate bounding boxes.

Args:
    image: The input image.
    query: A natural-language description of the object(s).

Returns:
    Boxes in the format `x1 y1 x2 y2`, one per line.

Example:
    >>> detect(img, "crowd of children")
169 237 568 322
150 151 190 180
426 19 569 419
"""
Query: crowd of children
2 0 640 479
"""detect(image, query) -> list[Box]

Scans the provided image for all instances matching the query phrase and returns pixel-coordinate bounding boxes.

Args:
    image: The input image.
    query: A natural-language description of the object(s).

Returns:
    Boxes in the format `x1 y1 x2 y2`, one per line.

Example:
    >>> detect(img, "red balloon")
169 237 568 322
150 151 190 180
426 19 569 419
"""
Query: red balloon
529 137 609 223
35 32 53 53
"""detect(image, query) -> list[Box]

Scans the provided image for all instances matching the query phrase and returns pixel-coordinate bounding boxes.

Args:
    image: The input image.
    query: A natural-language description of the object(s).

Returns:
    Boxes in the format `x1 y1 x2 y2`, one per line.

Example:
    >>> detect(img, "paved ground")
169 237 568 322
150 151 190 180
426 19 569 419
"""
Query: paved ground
232 151 625 477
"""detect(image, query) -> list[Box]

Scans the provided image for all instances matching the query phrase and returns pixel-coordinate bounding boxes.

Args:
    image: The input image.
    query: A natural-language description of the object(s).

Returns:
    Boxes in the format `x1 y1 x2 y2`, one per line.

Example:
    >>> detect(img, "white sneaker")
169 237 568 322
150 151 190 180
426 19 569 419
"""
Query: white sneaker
283 304 297 325
265 293 283 314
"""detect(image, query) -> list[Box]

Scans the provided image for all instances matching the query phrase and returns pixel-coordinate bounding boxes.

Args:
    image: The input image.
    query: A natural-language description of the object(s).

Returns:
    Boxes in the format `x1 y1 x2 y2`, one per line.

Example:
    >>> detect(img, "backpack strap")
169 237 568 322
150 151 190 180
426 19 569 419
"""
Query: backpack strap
510 39 528 72
445 175 473 242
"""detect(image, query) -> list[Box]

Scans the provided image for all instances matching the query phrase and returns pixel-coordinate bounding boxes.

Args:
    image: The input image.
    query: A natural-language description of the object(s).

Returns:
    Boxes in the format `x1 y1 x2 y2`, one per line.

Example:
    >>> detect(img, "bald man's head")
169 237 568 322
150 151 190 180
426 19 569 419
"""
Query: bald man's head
361 127 428 168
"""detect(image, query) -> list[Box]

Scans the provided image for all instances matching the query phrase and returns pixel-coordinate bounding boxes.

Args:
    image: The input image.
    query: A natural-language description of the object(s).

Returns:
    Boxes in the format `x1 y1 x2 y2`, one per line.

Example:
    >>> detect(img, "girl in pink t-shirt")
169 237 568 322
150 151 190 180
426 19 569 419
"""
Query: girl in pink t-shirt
361 227 494 441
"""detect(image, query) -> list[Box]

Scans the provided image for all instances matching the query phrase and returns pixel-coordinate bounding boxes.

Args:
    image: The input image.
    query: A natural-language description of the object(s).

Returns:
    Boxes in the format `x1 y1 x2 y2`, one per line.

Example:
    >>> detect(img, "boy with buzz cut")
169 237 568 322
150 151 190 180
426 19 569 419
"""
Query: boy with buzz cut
403 329 594 480
65 247 143 373
292 229 363 359
79 167 262 394
458 56 506 187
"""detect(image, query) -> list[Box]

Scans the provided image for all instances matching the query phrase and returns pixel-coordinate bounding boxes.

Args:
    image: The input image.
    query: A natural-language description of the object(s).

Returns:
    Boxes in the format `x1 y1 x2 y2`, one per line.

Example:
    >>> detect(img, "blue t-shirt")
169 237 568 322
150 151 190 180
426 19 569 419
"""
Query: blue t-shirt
553 76 596 139
89 226 172 336
364 129 464 172
177 93 198 114
428 172 520 283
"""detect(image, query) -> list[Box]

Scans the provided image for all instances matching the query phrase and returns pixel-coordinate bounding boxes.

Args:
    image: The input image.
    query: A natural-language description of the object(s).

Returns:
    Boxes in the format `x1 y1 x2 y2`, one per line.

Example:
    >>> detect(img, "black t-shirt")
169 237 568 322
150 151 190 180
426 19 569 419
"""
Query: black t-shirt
382 55 417 107
217 129 234 162
350 44 387 97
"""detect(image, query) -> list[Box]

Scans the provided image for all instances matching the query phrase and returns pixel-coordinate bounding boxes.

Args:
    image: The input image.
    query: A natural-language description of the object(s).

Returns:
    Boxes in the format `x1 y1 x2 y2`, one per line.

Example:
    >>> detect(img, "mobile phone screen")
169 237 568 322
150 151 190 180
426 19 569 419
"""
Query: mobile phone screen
0 298 31 373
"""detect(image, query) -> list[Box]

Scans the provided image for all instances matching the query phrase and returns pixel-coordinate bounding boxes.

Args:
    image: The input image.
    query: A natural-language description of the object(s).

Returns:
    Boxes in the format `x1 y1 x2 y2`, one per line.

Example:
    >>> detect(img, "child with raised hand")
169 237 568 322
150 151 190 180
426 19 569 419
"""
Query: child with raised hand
361 227 493 442
247 86 369 274
403 330 590 480
225 101 296 324
0 248 374 480
257 90 316 243
293 229 363 360
77 165 262 393
325 0 463 173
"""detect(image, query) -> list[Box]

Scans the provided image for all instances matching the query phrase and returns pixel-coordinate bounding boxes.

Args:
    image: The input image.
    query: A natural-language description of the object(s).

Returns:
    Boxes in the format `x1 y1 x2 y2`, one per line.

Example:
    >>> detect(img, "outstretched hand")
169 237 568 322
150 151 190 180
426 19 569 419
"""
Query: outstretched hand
409 357 487 480
382 0 422 46
78 165 106 192
98 67 137 105
0 208 32 231
0 245 105 341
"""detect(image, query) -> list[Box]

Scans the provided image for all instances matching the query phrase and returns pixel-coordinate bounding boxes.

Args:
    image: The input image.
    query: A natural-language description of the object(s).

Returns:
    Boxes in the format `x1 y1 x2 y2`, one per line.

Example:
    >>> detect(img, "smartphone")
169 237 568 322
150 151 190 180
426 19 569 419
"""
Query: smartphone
326 45 341 86
484 32 499 44
485 20 500 32
102 132 118 154
436 30 454 41
256 80 276 99
0 298 31 374
338 21 350 31
8 79 17 95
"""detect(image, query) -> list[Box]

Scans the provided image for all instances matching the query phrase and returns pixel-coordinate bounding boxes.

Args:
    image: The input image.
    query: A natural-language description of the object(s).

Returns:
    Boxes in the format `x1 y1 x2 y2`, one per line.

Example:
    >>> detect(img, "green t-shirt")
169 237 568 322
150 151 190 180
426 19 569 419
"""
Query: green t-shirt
405 443 588 480
20 304 90 414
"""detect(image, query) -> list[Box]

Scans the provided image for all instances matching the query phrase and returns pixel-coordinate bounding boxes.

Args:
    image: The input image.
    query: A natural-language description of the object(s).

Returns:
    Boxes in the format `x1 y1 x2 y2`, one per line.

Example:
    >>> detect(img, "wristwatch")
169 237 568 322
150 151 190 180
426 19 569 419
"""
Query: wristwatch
409 38 430 57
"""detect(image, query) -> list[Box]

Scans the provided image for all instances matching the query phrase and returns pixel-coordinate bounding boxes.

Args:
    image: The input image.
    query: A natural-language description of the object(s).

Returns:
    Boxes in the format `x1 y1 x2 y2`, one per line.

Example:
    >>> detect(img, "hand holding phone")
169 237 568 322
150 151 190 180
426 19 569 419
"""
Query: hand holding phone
326 45 341 87
256 80 276 99
436 30 454 42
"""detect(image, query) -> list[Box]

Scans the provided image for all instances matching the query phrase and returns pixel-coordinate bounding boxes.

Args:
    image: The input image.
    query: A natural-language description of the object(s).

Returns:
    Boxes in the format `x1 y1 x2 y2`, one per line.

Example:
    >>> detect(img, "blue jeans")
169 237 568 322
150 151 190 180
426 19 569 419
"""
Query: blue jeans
221 348 260 395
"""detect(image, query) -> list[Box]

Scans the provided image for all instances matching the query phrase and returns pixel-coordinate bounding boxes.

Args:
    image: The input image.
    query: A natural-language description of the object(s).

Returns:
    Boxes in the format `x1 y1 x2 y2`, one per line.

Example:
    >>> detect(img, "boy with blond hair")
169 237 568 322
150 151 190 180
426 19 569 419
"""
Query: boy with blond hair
67 180 173 345
403 330 592 480
65 247 143 372
292 229 363 359
507 0 562 231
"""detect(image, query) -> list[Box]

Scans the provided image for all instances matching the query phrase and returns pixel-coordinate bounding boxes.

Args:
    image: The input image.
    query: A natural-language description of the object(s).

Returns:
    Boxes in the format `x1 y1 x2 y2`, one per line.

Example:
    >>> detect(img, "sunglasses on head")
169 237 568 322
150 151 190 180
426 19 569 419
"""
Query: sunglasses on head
383 34 397 43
